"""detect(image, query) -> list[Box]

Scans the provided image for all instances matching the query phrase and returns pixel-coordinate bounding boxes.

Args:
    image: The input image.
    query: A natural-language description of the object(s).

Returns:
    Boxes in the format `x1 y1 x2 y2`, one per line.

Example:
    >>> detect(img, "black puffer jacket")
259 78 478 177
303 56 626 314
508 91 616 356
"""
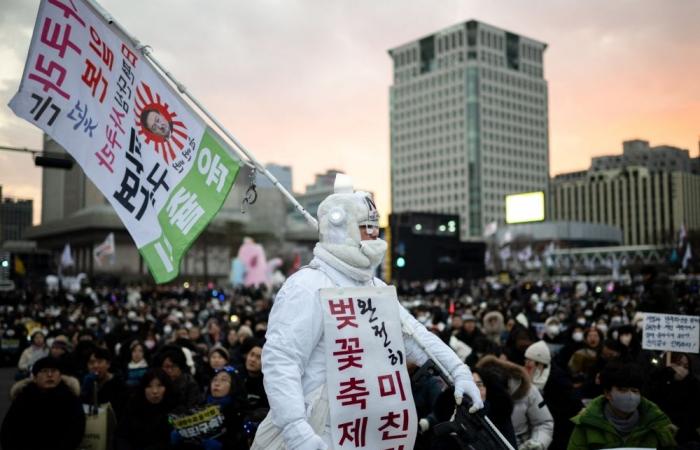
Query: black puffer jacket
1 380 86 450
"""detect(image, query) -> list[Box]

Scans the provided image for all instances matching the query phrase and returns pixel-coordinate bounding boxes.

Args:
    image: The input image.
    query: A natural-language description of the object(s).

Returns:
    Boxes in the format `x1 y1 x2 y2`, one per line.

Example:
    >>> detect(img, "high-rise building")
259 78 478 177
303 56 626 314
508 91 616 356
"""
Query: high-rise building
0 187 33 244
551 140 700 246
389 20 549 240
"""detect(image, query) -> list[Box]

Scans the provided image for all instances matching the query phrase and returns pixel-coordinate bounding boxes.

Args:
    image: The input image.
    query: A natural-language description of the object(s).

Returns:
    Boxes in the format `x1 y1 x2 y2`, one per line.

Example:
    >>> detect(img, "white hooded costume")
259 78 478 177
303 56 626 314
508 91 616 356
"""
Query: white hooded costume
252 175 483 450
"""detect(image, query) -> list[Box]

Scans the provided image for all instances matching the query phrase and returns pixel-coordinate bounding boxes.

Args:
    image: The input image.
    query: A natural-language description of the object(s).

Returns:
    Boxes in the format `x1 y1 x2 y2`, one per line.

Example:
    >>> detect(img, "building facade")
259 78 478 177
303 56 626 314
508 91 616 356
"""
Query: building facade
389 20 549 240
551 140 700 246
0 186 33 244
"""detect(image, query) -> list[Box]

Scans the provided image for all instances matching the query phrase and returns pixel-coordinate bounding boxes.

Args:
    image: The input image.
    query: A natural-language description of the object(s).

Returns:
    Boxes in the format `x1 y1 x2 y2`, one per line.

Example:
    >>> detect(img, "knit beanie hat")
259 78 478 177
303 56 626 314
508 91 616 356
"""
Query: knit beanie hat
32 356 62 375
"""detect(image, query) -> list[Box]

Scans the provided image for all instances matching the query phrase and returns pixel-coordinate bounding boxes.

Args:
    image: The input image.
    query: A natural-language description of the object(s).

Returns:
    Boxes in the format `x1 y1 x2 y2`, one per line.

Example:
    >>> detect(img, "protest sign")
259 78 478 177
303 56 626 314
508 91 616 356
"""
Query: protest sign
321 286 417 450
170 405 226 443
9 0 240 283
642 313 699 354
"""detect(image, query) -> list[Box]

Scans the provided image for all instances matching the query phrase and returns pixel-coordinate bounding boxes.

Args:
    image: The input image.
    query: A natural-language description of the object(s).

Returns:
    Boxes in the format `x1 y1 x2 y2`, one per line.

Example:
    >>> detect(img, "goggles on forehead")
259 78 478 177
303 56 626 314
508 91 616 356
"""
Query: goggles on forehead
359 221 380 234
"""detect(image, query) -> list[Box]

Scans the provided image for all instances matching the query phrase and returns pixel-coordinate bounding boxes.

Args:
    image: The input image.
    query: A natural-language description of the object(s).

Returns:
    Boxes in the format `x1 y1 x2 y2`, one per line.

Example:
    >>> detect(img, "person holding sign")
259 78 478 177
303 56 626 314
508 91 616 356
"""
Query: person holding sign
252 174 483 450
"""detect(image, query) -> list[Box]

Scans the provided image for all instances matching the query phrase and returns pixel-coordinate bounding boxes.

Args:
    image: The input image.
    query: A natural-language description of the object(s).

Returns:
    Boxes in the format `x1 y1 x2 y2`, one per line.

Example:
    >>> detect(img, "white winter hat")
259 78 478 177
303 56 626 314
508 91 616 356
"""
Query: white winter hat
316 173 379 247
525 340 551 366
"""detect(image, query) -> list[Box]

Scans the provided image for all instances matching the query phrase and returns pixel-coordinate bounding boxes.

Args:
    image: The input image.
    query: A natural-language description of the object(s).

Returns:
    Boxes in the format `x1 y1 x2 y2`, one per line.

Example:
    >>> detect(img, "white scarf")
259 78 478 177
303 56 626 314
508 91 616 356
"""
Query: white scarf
314 239 386 282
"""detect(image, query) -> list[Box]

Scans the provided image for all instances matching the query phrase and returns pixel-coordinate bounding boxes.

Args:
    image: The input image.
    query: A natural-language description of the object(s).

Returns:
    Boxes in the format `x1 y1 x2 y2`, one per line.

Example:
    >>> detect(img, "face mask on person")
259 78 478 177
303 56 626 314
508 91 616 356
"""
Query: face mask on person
546 325 560 336
609 389 641 413
597 323 608 335
576 318 586 326
572 331 584 342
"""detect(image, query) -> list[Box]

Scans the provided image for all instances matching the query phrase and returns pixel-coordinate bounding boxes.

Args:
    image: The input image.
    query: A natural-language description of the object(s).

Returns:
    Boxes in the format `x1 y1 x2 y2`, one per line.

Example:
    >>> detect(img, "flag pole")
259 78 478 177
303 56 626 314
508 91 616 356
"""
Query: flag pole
83 0 320 230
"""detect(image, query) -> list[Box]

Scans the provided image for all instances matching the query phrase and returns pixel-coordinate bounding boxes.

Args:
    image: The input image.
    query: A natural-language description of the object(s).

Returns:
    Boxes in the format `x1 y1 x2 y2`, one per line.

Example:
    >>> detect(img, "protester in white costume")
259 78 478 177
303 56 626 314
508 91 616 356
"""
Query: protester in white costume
252 174 483 450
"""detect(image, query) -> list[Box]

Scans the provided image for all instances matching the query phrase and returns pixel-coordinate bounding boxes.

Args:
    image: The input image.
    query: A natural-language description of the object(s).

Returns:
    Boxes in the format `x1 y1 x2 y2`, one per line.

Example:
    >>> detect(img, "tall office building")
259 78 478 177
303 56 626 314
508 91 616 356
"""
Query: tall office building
551 139 700 246
0 187 33 244
389 20 549 240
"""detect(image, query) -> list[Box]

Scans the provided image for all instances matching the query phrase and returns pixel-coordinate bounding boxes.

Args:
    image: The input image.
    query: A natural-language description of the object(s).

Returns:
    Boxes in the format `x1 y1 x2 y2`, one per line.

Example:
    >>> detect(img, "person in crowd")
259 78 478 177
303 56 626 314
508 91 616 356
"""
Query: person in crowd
252 176 483 450
158 345 203 411
456 313 484 348
568 361 677 450
524 341 583 450
568 327 603 387
648 352 700 447
477 355 554 450
1 356 86 450
472 367 517 447
81 346 128 418
16 329 48 378
204 319 224 348
209 345 231 372
116 368 177 450
205 366 250 449
49 334 78 376
238 337 269 432
482 310 506 345
124 340 149 389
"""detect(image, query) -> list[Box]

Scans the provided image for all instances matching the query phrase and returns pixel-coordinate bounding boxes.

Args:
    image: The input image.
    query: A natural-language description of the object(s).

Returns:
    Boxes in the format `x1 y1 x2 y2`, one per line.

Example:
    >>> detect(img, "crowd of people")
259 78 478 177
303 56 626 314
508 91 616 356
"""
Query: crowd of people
0 269 698 450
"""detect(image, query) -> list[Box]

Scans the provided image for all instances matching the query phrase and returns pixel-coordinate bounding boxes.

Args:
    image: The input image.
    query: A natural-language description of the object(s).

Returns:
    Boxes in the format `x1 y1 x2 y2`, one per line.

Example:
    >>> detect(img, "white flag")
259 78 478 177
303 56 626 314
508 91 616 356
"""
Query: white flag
682 244 692 270
93 232 115 266
9 0 240 283
678 224 687 247
483 221 497 237
61 244 74 268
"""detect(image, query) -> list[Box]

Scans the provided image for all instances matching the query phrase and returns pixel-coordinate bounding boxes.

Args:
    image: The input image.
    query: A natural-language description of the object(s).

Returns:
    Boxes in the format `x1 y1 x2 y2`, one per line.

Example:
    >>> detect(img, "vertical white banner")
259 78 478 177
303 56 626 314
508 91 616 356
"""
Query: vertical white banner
321 286 417 450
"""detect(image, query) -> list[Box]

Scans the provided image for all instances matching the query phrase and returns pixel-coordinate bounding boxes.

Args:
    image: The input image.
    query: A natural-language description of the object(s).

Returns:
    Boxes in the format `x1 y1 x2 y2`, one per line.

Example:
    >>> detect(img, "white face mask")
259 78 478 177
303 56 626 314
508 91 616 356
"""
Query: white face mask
359 238 387 268
597 323 608 335
577 318 586 326
572 331 584 342
546 325 560 336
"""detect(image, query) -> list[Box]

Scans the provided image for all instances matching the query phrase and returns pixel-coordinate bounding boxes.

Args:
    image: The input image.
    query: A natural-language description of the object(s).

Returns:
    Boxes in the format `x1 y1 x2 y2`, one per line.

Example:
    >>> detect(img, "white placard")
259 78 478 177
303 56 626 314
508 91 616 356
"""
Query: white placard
321 286 417 450
642 313 699 354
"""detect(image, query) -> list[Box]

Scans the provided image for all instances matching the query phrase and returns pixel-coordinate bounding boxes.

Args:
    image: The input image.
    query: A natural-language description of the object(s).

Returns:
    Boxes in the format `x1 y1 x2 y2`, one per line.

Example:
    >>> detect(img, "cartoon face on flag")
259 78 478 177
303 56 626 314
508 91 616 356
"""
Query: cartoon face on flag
134 81 189 163
9 0 241 283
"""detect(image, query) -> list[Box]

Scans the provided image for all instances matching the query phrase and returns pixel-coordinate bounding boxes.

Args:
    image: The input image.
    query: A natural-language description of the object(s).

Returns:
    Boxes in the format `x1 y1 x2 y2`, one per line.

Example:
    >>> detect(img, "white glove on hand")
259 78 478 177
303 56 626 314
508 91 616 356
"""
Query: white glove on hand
282 419 327 450
452 367 484 413
295 434 327 450
518 439 544 450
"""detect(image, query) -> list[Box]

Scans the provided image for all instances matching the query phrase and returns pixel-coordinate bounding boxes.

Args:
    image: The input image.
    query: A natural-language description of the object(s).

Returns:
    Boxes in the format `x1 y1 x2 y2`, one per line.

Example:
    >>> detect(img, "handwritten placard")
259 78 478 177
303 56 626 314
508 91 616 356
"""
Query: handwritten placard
642 313 699 353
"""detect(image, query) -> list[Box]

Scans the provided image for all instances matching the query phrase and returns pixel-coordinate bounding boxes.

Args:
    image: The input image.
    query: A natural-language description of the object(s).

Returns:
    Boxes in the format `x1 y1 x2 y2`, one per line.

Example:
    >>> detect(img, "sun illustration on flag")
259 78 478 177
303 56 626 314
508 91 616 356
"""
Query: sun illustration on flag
134 82 188 164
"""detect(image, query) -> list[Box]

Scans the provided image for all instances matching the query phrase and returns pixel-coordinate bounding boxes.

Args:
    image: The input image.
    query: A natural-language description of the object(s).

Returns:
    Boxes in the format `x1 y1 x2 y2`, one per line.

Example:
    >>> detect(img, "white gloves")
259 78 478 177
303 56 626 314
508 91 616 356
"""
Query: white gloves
518 439 544 450
282 419 327 450
452 366 484 413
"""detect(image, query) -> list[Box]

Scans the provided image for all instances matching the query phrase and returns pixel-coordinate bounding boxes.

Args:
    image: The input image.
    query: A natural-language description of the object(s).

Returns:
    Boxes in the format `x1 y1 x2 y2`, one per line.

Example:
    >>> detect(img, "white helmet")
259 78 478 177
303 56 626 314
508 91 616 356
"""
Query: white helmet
317 173 379 247
315 174 385 276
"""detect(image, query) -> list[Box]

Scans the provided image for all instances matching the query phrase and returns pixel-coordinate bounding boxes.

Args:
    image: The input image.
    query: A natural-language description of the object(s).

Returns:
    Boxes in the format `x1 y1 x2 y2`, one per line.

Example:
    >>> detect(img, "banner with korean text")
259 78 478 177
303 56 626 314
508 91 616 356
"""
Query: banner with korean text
642 313 699 354
9 0 240 283
321 286 417 450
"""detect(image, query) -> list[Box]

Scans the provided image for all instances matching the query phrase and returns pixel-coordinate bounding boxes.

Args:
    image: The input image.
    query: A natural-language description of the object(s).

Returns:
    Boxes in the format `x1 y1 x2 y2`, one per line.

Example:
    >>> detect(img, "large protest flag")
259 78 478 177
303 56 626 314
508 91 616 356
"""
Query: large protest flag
9 0 241 283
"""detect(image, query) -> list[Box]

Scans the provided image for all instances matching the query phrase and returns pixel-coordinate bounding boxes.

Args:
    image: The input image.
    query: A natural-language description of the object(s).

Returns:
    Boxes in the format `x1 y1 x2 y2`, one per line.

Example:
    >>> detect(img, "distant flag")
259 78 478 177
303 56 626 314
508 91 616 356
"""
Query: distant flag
60 244 74 268
517 245 532 262
14 256 26 276
499 246 511 261
682 244 692 270
93 233 116 266
483 221 498 237
678 224 687 248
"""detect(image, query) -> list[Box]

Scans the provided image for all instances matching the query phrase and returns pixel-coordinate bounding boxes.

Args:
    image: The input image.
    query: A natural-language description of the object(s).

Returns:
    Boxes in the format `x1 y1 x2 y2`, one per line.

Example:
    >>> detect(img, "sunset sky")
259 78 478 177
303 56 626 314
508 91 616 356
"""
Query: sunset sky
1 0 699 225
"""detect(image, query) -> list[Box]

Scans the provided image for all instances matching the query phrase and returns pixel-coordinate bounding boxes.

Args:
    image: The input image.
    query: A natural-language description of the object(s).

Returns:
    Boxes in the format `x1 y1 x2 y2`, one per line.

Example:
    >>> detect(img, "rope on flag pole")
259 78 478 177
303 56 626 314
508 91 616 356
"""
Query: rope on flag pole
83 0 320 230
